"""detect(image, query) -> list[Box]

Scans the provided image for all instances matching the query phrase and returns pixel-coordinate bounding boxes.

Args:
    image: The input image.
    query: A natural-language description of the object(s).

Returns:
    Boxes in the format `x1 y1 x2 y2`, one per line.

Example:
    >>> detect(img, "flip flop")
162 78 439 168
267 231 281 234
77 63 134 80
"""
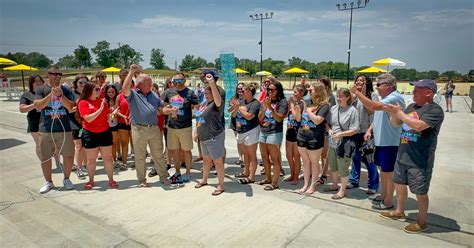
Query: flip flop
195 182 208 188
331 194 346 200
323 187 339 192
238 178 255 184
234 172 249 178
212 189 225 196
264 184 279 191
256 179 271 185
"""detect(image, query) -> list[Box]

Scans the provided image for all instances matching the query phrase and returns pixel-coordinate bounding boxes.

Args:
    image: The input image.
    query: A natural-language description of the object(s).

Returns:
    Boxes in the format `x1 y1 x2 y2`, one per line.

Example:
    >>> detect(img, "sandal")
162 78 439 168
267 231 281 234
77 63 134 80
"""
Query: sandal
84 181 95 190
323 187 339 192
211 189 225 196
234 172 249 178
331 194 346 200
195 181 208 188
264 184 280 191
316 175 328 185
238 178 255 184
256 179 271 185
283 176 294 182
108 180 119 189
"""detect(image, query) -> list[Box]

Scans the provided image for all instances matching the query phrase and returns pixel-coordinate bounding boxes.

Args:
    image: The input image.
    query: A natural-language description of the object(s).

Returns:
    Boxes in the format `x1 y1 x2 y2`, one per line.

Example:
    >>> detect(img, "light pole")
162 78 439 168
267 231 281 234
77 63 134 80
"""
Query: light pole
337 0 369 84
250 12 273 82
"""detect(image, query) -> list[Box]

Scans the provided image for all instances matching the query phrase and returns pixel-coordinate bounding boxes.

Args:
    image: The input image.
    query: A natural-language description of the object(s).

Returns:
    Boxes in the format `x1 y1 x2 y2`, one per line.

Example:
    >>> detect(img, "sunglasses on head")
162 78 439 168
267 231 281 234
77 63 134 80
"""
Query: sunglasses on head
173 79 185 83
48 72 62 76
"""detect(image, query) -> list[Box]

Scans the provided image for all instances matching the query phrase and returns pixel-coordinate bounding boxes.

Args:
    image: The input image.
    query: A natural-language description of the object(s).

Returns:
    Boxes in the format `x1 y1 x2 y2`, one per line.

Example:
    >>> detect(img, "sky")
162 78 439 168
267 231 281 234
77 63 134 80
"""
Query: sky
1 0 473 73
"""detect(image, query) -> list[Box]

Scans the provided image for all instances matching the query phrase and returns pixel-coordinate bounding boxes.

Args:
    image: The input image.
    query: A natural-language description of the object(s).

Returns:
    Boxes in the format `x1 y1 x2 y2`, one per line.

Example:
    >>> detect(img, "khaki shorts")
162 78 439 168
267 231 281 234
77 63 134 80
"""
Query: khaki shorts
328 147 351 177
40 132 74 161
167 127 193 150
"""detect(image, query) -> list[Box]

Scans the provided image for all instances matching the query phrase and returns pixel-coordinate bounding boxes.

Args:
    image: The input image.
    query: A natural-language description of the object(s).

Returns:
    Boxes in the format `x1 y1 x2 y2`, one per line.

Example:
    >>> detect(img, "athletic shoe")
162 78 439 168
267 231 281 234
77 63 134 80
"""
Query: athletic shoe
63 178 75 190
39 181 54 194
119 164 128 171
404 222 428 234
166 164 172 170
80 167 88 176
181 174 191 183
148 168 158 177
170 173 184 187
76 168 86 179
114 161 122 169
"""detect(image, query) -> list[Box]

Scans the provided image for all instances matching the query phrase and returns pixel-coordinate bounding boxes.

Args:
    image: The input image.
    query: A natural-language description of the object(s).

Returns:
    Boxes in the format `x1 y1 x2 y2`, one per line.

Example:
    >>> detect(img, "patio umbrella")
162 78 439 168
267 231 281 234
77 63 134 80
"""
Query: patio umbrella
255 71 272 76
284 67 310 89
357 66 387 73
101 66 121 84
0 57 17 66
4 64 38 91
235 68 249 74
372 57 406 71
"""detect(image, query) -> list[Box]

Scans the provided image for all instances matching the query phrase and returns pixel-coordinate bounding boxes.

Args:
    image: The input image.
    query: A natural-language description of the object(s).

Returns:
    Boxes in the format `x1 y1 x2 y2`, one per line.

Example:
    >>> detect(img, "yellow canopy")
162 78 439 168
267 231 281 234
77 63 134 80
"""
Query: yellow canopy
0 57 17 65
235 68 249 74
101 67 121 72
255 71 272 76
4 64 38 71
357 67 387 73
284 67 309 74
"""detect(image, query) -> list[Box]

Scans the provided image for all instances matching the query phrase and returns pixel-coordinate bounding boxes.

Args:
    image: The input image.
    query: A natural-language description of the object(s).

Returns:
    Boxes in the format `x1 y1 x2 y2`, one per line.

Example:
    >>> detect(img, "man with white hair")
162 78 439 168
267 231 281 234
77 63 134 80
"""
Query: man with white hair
122 64 169 187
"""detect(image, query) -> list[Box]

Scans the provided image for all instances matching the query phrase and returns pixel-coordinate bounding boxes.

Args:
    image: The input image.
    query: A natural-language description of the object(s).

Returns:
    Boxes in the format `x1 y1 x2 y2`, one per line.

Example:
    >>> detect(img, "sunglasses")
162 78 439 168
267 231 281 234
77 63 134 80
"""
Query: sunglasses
173 79 185 83
48 72 62 76
78 81 87 85
95 88 101 92
267 88 276 92
376 83 388 87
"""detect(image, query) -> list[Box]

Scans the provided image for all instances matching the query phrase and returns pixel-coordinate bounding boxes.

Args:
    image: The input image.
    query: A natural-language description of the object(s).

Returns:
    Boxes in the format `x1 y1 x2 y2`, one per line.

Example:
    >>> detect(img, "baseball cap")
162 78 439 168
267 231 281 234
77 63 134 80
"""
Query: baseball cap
410 79 437 93
203 70 219 80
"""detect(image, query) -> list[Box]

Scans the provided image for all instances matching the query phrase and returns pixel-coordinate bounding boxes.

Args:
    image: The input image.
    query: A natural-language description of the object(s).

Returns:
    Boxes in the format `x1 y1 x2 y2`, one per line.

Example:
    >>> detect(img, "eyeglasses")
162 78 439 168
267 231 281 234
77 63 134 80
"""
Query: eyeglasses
78 81 87 85
267 88 276 92
95 88 101 92
376 83 388 87
173 79 185 83
48 72 62 76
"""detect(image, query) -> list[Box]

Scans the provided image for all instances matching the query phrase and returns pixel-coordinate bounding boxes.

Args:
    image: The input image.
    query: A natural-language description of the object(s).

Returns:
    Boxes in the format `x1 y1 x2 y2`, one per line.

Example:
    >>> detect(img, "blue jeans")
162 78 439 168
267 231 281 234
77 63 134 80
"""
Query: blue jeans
349 133 379 190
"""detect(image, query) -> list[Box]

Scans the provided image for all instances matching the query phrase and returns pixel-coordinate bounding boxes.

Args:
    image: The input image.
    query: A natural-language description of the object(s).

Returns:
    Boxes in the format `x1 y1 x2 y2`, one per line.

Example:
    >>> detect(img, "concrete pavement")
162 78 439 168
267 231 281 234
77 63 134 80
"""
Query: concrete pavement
0 95 473 247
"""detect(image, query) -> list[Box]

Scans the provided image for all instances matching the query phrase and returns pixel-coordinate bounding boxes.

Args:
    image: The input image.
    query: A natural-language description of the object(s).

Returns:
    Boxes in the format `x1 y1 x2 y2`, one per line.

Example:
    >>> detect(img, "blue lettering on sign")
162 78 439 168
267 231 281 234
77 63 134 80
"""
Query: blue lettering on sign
220 53 238 126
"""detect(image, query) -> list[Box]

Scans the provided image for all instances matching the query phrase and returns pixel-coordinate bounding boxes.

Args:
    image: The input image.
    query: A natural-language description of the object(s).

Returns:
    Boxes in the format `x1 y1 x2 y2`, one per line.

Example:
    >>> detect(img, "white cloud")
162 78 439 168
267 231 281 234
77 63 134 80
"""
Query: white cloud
411 9 474 27
132 15 254 31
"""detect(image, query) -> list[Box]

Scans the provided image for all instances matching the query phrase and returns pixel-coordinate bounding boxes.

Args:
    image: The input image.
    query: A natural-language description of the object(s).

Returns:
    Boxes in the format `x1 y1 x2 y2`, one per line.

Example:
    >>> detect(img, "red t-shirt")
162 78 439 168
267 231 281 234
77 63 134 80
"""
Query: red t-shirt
258 89 267 102
117 93 130 124
78 99 110 133
158 114 166 132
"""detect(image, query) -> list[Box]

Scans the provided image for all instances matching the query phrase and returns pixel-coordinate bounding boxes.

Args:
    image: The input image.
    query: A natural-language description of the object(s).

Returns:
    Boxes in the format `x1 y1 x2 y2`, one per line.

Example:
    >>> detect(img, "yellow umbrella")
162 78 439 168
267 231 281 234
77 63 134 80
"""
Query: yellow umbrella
101 67 121 83
0 57 17 66
235 68 249 74
4 64 39 91
357 66 387 73
372 57 406 71
284 67 310 89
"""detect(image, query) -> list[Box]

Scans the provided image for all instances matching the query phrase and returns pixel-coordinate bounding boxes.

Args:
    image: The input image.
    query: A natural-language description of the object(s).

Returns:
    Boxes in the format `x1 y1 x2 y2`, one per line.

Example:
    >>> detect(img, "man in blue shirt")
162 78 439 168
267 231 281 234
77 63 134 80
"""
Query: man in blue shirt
351 73 405 210
122 64 170 187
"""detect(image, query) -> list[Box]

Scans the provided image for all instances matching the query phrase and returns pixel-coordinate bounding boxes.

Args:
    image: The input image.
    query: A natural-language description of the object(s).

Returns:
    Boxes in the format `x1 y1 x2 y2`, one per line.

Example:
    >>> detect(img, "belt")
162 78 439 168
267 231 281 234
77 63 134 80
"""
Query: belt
134 123 156 127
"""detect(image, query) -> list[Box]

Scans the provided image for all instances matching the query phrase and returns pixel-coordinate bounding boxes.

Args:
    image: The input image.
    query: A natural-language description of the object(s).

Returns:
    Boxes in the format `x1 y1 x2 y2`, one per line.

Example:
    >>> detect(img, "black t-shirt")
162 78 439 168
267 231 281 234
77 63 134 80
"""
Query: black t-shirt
20 91 41 131
286 100 304 133
297 101 330 142
195 101 224 141
69 91 82 130
235 99 261 134
35 84 74 133
260 98 288 134
396 102 444 168
162 87 199 129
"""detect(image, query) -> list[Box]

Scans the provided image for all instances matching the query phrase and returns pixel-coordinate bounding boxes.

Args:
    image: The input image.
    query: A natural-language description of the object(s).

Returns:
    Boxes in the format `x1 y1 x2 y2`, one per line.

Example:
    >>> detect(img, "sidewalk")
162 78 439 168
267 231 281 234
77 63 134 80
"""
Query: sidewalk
0 96 472 247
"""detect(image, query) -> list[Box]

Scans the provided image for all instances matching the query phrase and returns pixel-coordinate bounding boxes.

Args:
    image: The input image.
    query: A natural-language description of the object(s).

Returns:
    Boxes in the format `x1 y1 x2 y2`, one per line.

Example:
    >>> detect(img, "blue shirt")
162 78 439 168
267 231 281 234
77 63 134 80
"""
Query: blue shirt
373 91 406 146
126 89 162 125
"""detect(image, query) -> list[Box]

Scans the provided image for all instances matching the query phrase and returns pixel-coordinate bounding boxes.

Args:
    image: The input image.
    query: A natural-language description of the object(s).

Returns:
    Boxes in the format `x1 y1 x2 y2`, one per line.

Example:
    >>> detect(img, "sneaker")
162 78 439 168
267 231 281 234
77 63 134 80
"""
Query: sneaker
166 164 171 170
367 189 377 195
114 161 122 169
63 178 75 190
39 181 54 194
148 168 158 177
404 222 428 234
346 183 358 189
170 173 184 187
181 174 191 183
108 180 119 189
80 167 88 176
119 164 128 171
76 168 86 179
372 201 394 210
380 211 406 221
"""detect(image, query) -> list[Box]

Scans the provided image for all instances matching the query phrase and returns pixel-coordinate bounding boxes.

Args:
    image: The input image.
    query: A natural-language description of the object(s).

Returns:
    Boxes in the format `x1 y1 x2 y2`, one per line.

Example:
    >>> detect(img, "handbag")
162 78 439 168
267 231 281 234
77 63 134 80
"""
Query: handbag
335 107 357 158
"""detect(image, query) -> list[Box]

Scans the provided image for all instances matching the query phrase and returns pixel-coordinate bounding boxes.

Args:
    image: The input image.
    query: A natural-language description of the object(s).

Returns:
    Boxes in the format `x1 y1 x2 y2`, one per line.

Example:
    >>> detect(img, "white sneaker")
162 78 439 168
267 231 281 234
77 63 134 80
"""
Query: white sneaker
39 181 54 194
63 178 75 190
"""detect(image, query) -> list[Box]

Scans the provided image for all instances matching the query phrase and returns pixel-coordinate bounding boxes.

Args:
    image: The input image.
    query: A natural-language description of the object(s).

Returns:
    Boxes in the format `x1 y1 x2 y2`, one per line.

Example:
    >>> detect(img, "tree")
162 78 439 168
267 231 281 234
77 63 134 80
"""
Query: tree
57 55 76 69
1 52 52 68
440 70 462 80
150 48 165 69
91 40 115 67
113 44 143 68
73 45 92 68
179 55 209 71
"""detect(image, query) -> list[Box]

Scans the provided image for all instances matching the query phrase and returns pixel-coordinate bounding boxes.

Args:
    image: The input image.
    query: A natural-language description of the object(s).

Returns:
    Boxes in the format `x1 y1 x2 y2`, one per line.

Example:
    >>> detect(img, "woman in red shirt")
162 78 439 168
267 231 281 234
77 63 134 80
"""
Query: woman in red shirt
78 82 118 190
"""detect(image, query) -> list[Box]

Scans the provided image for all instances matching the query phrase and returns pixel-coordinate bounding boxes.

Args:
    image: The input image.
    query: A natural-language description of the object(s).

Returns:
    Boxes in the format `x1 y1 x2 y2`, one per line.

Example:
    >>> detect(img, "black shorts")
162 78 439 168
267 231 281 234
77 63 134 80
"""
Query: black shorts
296 139 324 150
72 129 81 140
82 129 113 149
27 114 40 133
393 162 433 195
109 125 119 132
117 123 131 130
286 128 298 143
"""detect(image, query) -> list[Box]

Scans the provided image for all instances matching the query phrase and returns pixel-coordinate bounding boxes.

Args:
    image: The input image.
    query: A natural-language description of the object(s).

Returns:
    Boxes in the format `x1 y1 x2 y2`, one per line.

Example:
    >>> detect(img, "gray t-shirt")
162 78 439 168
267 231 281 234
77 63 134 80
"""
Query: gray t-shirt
353 98 373 133
126 89 163 126
328 105 359 134
260 98 288 134
396 102 444 168
235 99 261 134
196 101 224 141
35 84 74 133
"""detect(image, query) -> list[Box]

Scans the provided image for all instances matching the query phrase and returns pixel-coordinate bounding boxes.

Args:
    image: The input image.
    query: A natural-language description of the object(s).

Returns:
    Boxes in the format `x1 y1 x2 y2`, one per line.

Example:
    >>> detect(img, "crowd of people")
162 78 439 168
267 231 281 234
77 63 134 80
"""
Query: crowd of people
20 65 444 234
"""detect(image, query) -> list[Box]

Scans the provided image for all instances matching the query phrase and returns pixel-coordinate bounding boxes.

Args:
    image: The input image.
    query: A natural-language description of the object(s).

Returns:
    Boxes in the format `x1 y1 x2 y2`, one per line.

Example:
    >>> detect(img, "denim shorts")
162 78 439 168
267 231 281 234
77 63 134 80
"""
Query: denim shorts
259 132 283 146
201 131 225 160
